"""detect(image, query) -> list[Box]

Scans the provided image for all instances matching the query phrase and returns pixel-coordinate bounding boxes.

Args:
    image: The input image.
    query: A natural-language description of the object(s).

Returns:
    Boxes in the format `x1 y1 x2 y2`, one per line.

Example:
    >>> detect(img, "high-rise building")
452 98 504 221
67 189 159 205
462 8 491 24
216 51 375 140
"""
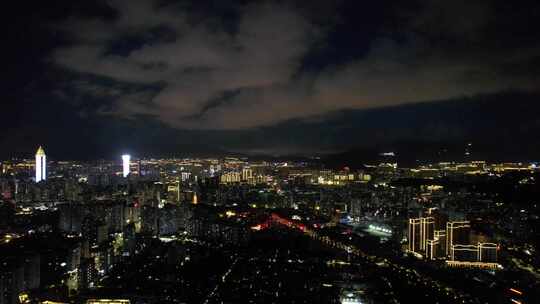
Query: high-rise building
35 146 46 182
425 207 448 230
427 229 447 260
121 154 130 178
446 221 471 256
408 218 422 253
220 171 241 184
427 239 439 260
420 217 435 251
78 258 97 290
448 242 499 264
450 244 478 262
408 216 435 255
242 167 253 181
478 243 498 263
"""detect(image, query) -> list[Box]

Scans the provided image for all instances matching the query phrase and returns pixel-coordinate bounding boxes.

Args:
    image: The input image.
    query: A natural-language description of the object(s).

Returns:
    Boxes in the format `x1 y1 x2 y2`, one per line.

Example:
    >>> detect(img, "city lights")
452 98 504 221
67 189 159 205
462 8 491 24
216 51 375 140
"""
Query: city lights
368 224 392 234
1 147 537 303
3 1 540 303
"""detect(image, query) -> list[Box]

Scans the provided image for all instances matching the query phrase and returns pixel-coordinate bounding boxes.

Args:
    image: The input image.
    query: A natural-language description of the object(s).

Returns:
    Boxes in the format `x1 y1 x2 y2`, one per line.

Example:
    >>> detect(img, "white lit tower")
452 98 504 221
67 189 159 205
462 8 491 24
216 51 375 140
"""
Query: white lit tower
35 146 46 182
122 154 131 178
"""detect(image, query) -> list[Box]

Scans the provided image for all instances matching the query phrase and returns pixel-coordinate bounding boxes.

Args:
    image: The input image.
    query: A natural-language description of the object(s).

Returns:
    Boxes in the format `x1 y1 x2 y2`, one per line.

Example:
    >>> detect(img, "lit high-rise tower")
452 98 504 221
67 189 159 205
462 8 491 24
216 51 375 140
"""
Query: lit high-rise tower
446 221 471 255
35 146 46 182
122 154 131 177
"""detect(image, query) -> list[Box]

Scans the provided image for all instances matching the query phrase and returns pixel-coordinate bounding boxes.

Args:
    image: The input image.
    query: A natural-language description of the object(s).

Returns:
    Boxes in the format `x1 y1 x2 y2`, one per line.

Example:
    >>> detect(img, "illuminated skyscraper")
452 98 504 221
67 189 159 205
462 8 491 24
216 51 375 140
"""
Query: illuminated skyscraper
122 154 130 178
35 146 46 182
425 207 448 230
427 239 439 260
408 216 434 254
408 218 422 252
427 230 447 260
446 221 471 255
420 217 435 251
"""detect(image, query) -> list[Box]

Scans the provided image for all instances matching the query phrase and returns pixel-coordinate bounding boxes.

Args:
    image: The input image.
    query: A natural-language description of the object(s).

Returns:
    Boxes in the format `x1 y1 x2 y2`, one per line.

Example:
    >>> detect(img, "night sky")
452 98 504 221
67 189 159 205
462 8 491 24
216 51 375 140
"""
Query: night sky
3 0 540 160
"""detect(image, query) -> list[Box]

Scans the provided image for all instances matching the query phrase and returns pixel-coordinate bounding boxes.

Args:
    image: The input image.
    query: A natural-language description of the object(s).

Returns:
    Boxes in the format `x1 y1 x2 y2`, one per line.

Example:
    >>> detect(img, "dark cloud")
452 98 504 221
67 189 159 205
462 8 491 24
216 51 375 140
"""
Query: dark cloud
48 0 539 131
2 0 540 158
51 0 317 128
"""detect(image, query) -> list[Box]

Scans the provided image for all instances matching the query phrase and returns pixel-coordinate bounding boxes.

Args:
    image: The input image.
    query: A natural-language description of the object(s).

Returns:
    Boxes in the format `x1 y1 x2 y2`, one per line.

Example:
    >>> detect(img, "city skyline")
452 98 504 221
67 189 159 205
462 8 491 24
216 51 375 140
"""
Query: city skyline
1 152 538 303
2 1 540 303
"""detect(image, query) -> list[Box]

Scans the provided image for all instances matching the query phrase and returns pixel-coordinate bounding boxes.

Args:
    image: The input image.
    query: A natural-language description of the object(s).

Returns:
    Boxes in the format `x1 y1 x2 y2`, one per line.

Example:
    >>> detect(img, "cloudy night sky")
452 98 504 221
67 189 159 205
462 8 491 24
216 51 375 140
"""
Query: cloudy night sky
3 0 540 160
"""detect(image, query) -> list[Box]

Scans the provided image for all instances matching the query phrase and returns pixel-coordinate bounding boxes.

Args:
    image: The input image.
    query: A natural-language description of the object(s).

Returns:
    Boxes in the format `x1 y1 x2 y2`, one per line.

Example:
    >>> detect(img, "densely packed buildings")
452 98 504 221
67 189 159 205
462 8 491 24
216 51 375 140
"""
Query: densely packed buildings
0 148 539 303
